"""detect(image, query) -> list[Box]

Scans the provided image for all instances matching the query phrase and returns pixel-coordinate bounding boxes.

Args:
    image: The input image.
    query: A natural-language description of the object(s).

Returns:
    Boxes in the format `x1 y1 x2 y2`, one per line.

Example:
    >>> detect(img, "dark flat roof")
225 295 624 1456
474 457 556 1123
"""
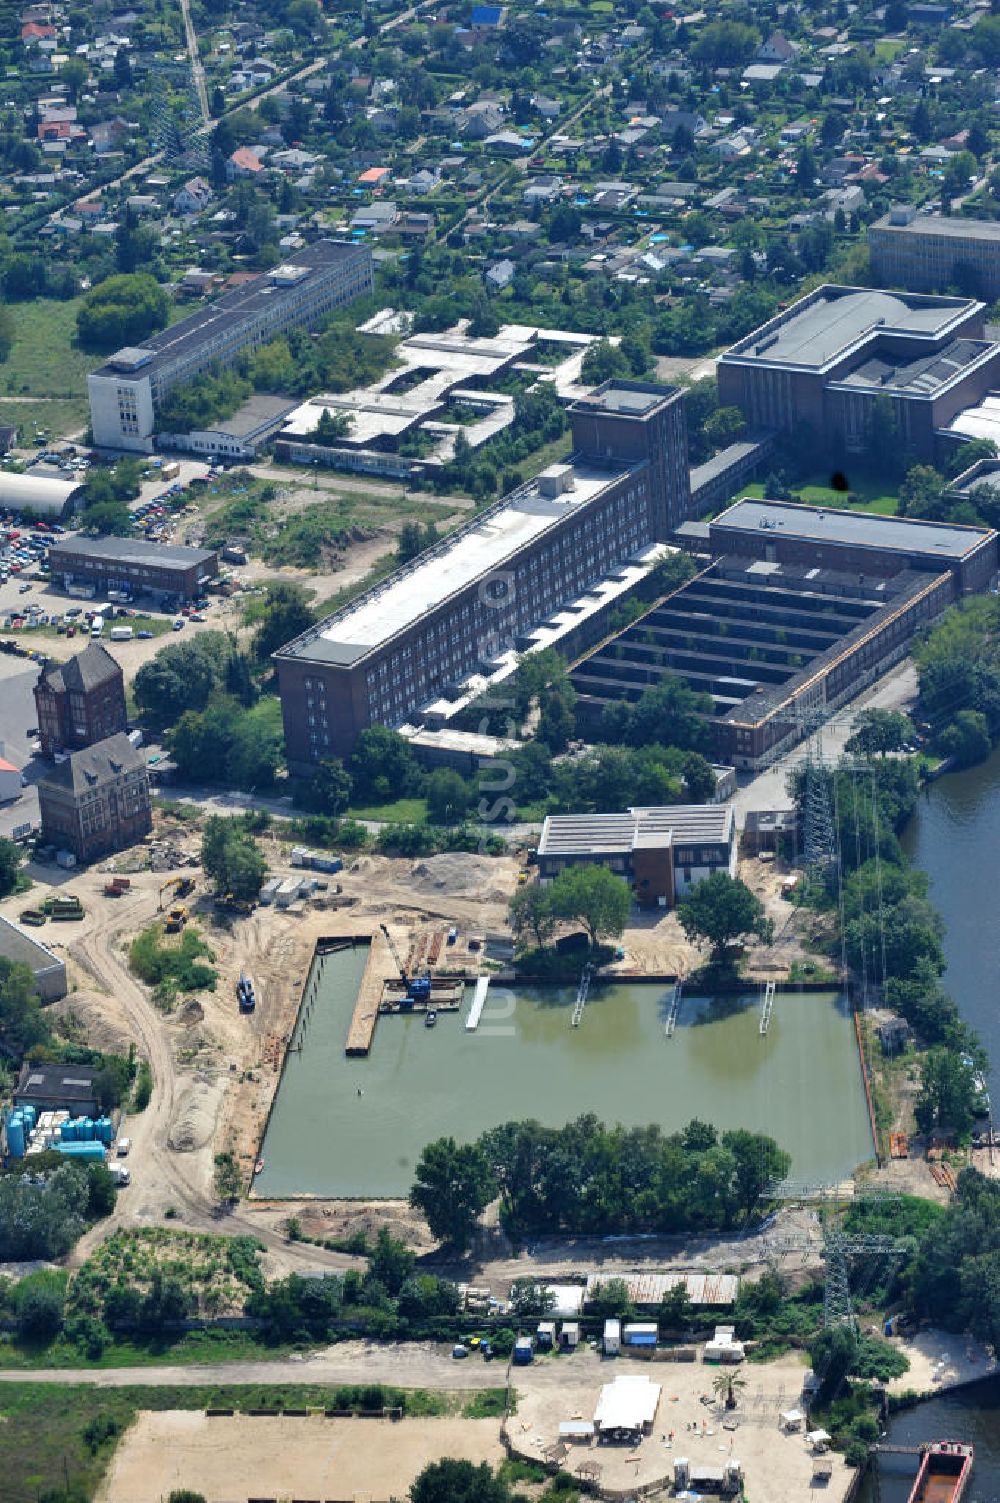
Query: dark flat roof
873 212 1000 243
90 241 370 386
15 1062 96 1102
721 284 979 371
569 379 679 417
712 498 992 561
50 537 216 568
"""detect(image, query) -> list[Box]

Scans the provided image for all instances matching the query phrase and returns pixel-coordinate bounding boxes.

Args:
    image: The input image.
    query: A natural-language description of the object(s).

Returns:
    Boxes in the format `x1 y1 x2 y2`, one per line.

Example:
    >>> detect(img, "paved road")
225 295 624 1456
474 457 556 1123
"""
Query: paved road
728 659 919 828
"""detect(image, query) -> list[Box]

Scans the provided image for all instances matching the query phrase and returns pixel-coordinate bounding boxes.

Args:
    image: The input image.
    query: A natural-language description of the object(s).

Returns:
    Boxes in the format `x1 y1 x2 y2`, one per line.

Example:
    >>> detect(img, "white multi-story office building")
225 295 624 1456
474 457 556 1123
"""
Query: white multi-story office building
87 240 373 452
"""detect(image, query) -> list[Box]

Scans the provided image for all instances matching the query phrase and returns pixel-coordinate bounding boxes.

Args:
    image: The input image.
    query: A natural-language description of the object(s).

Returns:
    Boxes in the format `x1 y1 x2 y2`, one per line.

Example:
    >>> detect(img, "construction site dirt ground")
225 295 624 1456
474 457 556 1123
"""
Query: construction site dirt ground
0 791 853 1266
95 1411 505 1503
92 1349 858 1503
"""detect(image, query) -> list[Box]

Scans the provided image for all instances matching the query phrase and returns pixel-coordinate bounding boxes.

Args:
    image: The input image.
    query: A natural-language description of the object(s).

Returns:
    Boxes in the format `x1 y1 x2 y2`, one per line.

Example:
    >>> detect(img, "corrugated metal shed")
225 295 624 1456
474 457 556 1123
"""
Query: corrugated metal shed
586 1271 738 1306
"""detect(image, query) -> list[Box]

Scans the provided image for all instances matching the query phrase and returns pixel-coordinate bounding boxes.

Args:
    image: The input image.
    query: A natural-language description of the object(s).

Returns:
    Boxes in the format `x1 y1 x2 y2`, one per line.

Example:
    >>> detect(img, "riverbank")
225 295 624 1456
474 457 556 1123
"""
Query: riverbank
887 1330 999 1401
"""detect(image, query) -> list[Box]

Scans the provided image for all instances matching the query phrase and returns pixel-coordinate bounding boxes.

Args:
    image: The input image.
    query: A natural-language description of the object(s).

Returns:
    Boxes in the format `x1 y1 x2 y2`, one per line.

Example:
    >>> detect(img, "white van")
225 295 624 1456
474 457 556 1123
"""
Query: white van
90 617 104 638
109 625 133 641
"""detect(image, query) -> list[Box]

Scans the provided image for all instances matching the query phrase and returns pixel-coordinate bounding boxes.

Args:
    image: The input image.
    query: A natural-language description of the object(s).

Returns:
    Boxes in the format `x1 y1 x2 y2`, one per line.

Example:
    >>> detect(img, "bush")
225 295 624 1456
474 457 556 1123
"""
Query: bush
15 1273 66 1341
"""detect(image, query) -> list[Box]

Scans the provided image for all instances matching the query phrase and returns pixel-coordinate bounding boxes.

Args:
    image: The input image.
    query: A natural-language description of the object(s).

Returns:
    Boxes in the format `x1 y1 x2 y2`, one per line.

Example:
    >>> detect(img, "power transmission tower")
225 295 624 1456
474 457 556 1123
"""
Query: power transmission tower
148 61 209 169
802 746 837 881
821 1188 912 1328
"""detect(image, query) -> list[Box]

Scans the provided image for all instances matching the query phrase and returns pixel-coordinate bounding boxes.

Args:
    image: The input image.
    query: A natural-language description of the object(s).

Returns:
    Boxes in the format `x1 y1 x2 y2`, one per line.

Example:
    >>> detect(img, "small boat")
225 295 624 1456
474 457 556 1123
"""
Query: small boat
907 1441 973 1503
253 1158 264 1175
424 1010 438 1028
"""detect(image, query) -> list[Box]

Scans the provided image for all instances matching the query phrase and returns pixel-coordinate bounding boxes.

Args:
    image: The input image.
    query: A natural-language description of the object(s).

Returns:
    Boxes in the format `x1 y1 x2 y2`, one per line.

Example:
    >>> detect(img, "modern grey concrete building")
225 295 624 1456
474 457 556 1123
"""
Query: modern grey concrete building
87 241 373 452
275 382 692 770
869 208 1000 301
716 284 1000 463
536 804 736 908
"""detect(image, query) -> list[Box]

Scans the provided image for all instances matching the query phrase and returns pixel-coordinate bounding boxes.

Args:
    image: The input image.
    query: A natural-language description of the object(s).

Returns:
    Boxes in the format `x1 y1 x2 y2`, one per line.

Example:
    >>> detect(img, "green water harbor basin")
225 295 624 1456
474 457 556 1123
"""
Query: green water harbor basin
253 943 874 1199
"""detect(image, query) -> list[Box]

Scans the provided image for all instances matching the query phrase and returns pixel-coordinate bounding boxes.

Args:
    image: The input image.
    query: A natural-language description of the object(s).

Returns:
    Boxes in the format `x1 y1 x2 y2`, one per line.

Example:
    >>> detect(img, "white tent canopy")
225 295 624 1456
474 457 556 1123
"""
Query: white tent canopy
594 1375 661 1434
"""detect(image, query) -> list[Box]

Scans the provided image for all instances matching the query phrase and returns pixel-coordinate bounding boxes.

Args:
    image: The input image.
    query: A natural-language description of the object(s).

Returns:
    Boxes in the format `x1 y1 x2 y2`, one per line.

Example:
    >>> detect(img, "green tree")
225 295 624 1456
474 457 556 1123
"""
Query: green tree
677 873 772 964
349 727 421 803
252 581 315 662
915 1047 980 1138
846 708 915 757
297 758 353 815
721 1129 791 1218
0 304 14 364
311 408 353 444
0 836 22 899
712 1370 747 1410
200 816 268 900
133 633 233 732
15 1274 65 1341
586 1277 635 1319
658 1283 693 1330
60 57 89 101
581 338 631 384
410 1460 509 1503
410 1137 496 1249
547 865 631 947
934 709 991 768
168 1493 208 1503
898 465 946 519
508 883 557 952
425 768 471 825
368 1226 416 1296
76 273 169 352
809 1324 859 1402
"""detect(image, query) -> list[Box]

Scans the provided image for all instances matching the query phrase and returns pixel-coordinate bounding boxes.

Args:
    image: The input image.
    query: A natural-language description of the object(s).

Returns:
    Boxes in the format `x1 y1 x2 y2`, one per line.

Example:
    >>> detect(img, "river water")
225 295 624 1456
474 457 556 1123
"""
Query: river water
253 947 873 1198
871 749 1000 1495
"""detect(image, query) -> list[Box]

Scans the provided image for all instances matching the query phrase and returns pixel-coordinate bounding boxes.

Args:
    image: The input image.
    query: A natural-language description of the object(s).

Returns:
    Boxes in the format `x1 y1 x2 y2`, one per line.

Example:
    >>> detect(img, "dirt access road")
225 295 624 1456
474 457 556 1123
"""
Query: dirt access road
0 868 358 1278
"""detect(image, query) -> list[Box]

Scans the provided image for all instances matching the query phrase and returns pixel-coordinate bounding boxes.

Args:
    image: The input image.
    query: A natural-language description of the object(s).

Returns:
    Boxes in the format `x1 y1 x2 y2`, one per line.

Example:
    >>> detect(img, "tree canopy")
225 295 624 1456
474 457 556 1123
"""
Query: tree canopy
409 1137 496 1249
676 874 772 964
76 273 169 352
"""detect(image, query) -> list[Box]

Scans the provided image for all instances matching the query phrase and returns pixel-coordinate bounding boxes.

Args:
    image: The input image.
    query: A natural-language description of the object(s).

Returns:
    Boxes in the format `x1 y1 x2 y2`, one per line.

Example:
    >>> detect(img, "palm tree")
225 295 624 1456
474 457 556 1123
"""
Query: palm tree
712 1370 747 1411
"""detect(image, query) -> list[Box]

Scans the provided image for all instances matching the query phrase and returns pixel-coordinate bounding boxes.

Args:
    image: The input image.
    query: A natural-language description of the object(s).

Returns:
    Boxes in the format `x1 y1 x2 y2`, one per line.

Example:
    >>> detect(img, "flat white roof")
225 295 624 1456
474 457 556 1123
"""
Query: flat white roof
285 460 636 663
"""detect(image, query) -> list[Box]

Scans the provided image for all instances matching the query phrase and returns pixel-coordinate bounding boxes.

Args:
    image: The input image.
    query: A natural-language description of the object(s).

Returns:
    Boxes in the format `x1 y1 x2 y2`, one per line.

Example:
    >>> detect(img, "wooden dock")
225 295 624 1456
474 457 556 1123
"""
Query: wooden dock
345 930 398 1056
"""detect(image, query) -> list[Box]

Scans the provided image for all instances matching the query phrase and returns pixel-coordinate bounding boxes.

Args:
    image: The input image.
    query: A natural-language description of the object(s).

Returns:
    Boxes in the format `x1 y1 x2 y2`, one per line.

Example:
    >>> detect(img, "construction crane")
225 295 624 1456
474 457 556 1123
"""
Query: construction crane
378 923 431 1005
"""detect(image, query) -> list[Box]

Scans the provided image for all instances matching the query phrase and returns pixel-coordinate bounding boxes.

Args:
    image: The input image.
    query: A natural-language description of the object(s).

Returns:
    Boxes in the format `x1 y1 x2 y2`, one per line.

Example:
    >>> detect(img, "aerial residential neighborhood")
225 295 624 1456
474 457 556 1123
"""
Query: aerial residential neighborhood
3 0 1000 1500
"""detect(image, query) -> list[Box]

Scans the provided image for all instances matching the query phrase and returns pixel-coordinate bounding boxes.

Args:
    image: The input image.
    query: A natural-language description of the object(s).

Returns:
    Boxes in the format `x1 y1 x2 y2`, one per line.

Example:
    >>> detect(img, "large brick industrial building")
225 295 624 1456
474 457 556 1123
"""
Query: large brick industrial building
716 284 1000 463
33 642 127 759
37 733 152 862
47 537 218 605
87 240 373 452
276 381 691 771
869 208 1000 301
571 501 997 771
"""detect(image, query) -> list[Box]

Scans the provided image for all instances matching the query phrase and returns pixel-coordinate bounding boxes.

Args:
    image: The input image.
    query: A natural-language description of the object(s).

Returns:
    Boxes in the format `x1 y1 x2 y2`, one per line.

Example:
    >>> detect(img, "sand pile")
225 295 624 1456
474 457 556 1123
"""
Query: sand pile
409 854 508 903
167 1076 224 1152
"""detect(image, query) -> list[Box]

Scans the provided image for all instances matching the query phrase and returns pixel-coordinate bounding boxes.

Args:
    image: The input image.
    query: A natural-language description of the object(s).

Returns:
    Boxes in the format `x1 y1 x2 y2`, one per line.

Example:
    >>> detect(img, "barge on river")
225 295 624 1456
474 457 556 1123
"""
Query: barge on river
907 1441 973 1503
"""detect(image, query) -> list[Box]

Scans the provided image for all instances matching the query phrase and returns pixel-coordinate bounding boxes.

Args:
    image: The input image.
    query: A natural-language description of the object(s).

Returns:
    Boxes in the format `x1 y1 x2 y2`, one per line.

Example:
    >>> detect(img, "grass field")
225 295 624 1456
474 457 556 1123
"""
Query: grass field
739 468 899 515
348 796 429 822
0 1380 485 1501
0 298 95 438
